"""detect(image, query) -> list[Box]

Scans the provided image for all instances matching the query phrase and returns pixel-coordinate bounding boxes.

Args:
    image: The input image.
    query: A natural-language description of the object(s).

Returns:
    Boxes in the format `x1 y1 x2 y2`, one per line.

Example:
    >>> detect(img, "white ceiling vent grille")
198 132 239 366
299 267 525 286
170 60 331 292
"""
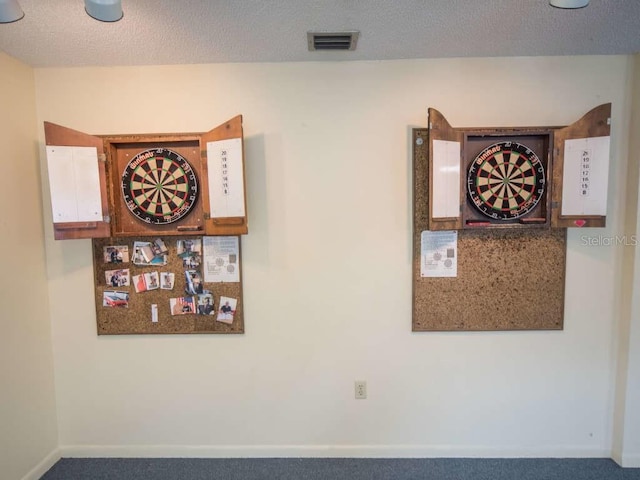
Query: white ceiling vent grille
307 31 359 51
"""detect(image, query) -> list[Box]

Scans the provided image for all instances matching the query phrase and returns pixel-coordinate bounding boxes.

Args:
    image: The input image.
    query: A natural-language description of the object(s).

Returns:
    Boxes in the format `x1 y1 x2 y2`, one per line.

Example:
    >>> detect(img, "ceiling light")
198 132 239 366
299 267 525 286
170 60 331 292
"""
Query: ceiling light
549 0 589 8
0 0 24 23
85 0 123 22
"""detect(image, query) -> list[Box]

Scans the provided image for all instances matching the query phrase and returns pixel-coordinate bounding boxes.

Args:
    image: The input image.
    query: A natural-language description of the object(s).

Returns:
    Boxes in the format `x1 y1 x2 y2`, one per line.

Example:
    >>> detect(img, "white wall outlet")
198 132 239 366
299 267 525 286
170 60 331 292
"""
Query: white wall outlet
355 380 367 399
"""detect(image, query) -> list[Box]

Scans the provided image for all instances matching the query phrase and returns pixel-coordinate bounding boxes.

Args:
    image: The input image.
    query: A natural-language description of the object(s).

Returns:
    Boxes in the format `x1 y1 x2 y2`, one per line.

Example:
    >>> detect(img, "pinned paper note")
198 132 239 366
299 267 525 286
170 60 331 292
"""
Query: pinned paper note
421 230 458 278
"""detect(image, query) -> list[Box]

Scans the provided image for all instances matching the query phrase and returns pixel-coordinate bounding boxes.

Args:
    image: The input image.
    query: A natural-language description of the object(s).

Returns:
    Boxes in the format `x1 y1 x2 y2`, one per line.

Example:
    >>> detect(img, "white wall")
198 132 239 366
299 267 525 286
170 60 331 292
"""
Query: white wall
35 55 633 457
0 53 59 480
613 53 640 468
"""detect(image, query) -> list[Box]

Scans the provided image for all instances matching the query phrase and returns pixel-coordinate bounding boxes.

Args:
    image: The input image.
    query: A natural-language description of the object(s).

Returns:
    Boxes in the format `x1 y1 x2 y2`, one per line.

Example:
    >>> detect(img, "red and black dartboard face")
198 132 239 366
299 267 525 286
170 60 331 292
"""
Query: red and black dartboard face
121 148 198 225
467 141 545 220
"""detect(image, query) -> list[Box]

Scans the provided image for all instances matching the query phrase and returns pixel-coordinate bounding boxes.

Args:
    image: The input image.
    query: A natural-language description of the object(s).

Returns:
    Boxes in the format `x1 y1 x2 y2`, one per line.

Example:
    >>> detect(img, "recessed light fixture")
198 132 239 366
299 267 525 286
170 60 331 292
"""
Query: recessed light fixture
549 0 589 9
0 0 24 23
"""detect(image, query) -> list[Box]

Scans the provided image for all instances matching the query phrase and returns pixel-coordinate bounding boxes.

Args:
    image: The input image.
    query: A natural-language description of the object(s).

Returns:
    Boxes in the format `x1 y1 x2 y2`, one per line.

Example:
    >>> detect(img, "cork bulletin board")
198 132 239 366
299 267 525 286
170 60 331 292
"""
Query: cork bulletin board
412 128 566 331
92 236 244 335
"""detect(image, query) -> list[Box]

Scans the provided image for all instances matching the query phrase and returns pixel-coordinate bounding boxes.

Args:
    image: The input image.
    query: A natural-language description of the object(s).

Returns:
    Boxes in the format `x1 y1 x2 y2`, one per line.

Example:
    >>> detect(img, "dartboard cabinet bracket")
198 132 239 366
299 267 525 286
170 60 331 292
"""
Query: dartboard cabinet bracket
43 116 248 240
425 104 611 231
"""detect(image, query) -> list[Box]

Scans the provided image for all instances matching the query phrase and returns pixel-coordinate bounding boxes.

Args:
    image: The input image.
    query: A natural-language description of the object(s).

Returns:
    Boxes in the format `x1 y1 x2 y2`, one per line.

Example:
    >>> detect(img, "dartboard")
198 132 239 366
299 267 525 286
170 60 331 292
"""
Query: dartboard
121 148 198 225
467 141 545 220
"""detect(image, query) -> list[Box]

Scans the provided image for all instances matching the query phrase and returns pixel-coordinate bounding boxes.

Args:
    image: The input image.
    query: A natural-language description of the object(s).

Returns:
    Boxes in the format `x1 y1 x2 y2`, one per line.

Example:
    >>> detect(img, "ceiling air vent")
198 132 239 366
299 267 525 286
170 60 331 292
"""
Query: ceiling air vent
307 31 359 51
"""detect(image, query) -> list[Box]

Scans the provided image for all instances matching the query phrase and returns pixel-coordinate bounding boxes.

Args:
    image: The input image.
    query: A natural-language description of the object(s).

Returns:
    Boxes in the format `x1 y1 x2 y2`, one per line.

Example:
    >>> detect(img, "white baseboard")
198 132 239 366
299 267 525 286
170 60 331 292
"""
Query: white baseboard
21 448 61 480
620 453 640 468
59 444 611 459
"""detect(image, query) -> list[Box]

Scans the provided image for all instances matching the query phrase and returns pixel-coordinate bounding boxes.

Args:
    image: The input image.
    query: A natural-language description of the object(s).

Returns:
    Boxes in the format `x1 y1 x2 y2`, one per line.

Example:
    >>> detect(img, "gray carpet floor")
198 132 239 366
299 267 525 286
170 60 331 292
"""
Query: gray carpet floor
40 458 640 480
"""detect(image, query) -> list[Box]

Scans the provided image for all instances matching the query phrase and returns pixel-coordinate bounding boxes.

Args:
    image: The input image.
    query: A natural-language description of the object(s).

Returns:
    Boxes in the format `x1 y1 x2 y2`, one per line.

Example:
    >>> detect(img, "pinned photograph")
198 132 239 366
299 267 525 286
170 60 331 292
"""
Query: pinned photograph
177 239 201 256
103 290 129 308
103 245 129 264
132 241 167 266
178 239 202 269
133 274 146 293
184 270 204 295
170 296 196 315
216 296 237 324
151 238 169 257
145 271 160 291
197 291 215 316
160 272 175 290
132 271 159 293
105 268 130 287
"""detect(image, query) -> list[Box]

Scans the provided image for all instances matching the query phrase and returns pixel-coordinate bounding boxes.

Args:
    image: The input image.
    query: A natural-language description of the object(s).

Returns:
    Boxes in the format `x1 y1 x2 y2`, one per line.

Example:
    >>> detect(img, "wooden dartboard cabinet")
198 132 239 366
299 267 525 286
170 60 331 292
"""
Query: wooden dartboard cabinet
43 116 249 335
44 116 248 240
413 104 612 331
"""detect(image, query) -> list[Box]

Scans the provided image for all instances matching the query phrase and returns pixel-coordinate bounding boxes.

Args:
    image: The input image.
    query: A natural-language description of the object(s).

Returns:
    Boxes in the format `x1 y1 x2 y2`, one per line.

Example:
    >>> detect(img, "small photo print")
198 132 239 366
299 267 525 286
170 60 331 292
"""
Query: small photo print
160 272 175 290
145 271 159 291
178 239 202 269
197 291 215 316
105 268 130 287
184 270 204 295
132 241 167 266
151 238 169 257
170 296 196 315
132 271 159 293
216 296 237 324
182 253 202 269
103 290 129 308
103 245 129 264
177 239 201 256
132 274 146 293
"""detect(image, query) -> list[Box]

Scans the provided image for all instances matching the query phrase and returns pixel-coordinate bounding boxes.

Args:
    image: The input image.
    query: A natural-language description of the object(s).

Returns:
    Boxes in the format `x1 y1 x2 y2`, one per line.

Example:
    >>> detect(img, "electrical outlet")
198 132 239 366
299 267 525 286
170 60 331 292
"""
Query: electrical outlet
355 380 367 399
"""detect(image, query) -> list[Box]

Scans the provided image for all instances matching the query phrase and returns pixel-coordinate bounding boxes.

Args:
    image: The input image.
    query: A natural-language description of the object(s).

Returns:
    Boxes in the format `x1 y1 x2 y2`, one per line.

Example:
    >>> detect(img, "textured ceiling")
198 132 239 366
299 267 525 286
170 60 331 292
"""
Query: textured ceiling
0 0 639 68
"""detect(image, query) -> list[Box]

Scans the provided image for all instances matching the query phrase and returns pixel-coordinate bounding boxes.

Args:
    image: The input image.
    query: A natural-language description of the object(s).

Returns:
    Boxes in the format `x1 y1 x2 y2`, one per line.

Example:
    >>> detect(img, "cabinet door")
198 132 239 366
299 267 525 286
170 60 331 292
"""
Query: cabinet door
551 103 611 228
200 115 248 235
44 122 111 240
427 108 463 230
